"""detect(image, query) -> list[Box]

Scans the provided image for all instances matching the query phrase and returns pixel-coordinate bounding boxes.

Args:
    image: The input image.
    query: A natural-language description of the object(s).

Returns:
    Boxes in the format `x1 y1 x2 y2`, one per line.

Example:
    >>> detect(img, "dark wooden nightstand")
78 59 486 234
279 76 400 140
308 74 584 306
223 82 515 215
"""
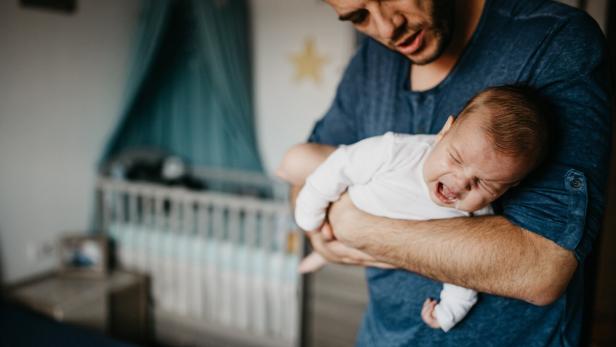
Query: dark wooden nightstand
7 270 151 345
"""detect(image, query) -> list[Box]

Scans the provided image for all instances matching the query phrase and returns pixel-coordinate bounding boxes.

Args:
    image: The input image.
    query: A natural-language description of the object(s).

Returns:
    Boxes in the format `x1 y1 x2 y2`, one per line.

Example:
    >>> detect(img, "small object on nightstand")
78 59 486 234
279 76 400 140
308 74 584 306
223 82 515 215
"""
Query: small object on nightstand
59 234 108 278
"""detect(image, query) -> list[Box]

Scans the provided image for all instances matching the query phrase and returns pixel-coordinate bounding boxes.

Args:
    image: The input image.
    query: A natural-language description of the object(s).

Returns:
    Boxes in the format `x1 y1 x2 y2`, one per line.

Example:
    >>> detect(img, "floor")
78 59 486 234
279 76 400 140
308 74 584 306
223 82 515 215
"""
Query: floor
305 264 368 347
152 258 615 347
151 263 369 347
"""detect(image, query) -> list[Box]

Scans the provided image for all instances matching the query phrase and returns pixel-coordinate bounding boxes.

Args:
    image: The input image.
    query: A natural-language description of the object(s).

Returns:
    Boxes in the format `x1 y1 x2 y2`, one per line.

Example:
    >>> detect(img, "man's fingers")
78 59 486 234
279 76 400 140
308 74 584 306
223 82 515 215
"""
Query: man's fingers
327 241 376 260
365 261 396 269
321 222 334 240
306 231 339 262
308 232 363 263
307 230 396 269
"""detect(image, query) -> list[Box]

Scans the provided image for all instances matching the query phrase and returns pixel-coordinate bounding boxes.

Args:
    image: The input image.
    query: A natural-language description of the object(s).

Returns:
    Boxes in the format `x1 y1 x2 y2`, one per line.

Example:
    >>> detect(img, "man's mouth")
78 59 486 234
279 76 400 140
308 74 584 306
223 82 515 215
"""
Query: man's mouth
396 29 424 55
435 182 457 205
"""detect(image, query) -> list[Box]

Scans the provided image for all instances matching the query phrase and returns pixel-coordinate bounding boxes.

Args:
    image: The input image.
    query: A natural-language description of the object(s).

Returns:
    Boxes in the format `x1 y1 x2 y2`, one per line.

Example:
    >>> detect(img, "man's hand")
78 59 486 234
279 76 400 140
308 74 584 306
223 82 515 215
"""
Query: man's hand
306 222 394 269
324 193 362 244
290 182 395 270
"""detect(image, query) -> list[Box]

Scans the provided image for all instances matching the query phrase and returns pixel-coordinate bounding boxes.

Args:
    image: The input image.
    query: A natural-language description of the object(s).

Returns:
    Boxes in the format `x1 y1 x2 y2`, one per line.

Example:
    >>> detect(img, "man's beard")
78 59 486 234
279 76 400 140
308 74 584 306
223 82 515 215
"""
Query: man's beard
410 0 456 65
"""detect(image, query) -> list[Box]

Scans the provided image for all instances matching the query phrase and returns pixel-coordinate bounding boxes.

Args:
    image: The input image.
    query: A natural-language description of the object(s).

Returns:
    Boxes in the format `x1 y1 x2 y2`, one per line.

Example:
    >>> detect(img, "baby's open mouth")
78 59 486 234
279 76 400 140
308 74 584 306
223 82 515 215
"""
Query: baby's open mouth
436 182 457 204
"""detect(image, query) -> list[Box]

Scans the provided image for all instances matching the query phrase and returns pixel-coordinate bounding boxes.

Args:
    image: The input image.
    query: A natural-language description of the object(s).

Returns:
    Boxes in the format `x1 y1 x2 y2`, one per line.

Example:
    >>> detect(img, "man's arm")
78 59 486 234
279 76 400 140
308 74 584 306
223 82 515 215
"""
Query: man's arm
277 143 337 186
325 194 578 306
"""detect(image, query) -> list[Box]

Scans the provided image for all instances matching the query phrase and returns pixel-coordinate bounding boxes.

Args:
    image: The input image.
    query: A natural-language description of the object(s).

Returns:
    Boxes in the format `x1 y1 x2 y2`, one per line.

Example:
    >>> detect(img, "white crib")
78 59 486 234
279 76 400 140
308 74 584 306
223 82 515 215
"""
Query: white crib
95 169 303 347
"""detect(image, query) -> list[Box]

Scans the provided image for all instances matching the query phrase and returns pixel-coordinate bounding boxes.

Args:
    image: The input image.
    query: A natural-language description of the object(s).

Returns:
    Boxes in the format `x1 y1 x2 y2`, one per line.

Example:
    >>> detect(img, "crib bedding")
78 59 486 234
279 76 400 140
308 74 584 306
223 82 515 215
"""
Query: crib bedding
110 223 299 340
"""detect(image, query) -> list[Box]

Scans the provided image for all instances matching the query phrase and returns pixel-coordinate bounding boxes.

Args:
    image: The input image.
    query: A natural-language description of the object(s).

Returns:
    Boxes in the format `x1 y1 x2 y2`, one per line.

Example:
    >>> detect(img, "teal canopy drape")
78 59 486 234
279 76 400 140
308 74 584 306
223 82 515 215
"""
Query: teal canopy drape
100 0 263 172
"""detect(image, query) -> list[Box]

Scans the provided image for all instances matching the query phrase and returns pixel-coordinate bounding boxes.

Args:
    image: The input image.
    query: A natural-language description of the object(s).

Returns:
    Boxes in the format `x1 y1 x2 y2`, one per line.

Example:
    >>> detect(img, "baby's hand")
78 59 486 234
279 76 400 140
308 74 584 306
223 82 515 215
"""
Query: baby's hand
294 185 329 231
294 206 325 231
421 298 441 329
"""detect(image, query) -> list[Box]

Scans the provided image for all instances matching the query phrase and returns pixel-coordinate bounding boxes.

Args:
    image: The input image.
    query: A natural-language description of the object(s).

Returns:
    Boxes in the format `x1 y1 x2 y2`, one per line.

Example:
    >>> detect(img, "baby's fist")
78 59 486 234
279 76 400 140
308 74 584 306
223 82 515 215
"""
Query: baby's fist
294 207 325 231
421 298 441 329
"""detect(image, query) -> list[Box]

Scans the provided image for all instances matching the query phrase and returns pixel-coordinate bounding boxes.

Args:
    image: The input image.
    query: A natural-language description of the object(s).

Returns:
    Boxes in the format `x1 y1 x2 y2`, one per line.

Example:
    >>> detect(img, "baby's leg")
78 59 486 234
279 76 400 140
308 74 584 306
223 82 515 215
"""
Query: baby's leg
276 143 336 185
422 283 478 332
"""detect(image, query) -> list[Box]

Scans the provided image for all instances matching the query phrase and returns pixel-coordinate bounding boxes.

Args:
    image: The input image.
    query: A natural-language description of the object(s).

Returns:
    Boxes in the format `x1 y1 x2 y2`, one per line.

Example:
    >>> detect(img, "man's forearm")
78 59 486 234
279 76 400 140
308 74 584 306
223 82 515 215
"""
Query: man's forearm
329 195 578 305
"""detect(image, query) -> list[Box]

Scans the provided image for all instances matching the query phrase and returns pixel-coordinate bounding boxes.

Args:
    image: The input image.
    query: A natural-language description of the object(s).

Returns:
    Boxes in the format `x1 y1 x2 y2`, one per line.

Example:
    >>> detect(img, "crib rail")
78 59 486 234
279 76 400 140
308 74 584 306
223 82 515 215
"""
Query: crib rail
95 176 302 347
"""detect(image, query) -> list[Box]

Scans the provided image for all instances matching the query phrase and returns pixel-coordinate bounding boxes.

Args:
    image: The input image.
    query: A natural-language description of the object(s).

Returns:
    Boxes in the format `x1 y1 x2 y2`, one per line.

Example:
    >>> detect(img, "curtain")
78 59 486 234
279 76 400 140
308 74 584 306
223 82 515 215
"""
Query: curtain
100 0 263 173
99 0 171 165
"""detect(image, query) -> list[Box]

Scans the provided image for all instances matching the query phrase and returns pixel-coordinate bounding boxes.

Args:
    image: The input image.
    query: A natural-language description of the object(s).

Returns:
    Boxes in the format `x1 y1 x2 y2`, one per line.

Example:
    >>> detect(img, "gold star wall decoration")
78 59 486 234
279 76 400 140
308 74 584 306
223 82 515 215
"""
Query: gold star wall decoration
289 38 329 85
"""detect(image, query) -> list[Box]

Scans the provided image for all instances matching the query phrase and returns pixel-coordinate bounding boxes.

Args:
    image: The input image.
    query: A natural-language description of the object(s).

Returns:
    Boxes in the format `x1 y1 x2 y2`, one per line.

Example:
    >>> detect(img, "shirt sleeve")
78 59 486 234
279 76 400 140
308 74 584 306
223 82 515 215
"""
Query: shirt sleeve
307 40 370 146
497 12 611 263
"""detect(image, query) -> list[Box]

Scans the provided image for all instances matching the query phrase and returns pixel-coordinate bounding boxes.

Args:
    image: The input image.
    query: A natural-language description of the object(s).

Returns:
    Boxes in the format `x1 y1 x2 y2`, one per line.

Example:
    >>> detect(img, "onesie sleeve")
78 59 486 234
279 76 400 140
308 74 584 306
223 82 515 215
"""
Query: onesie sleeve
434 284 478 332
295 133 396 231
497 13 611 263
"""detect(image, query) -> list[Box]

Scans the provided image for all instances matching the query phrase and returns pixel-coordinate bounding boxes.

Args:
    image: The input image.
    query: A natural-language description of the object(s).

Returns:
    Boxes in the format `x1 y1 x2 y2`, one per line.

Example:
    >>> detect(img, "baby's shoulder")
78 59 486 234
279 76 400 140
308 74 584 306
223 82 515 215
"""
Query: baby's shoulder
382 132 435 143
388 132 436 152
381 132 436 167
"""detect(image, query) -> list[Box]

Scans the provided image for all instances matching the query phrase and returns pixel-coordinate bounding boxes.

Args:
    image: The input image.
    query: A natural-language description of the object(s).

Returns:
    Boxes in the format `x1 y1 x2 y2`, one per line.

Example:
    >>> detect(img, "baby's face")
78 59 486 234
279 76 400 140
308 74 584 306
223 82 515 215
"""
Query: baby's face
423 115 533 212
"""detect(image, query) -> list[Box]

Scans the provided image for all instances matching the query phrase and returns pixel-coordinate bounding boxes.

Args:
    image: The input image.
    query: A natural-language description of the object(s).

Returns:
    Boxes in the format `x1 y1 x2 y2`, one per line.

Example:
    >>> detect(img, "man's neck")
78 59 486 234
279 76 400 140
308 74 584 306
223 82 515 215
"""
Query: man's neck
410 0 486 92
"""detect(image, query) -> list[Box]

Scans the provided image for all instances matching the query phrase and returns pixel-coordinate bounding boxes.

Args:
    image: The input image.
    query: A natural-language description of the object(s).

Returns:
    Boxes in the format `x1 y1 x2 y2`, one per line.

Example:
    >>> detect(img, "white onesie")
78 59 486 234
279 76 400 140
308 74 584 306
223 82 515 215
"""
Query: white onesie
295 132 492 332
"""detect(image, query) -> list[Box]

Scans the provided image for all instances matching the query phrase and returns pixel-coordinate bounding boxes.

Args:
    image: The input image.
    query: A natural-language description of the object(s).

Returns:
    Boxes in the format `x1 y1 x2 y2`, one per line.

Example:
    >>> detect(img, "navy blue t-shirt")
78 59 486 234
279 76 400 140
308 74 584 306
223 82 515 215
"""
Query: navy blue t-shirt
308 0 611 346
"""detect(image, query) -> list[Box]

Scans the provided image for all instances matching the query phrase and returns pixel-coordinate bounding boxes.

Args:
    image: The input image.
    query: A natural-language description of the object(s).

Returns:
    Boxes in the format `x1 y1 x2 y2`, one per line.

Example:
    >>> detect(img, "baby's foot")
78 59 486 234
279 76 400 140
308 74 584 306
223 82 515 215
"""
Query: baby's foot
298 252 328 273
421 298 441 329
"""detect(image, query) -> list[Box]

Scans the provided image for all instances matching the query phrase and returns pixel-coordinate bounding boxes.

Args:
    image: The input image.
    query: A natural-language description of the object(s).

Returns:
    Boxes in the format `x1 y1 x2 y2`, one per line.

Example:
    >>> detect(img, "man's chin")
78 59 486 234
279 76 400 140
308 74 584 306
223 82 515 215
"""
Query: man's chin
405 41 444 65
406 30 453 65
406 54 438 66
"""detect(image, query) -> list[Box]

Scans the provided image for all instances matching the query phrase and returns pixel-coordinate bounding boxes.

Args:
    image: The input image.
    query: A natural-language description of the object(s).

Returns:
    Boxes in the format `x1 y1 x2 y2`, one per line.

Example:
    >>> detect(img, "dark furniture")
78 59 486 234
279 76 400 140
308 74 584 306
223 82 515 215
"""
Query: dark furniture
4 270 150 346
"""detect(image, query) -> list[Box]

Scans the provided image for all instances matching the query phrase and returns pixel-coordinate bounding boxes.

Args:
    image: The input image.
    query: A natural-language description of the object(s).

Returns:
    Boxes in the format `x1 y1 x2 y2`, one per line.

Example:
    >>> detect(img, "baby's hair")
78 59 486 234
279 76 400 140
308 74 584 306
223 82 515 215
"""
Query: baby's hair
456 85 551 167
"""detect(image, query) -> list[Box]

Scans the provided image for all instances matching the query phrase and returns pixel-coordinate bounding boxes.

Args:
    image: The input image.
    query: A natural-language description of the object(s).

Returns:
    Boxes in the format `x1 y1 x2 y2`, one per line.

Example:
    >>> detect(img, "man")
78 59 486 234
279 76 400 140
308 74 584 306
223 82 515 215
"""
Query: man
295 0 611 346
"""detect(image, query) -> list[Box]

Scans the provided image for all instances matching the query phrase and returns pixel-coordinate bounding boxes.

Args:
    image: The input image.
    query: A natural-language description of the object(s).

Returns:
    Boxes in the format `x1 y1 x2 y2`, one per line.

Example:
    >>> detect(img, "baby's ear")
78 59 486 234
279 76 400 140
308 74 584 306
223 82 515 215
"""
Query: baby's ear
436 115 455 142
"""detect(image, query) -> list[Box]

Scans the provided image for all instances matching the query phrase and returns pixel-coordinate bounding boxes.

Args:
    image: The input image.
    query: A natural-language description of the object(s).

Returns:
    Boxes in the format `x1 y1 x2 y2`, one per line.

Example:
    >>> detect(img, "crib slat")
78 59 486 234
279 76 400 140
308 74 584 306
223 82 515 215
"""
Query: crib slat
241 208 256 331
164 192 177 312
212 202 224 324
188 202 203 319
180 195 194 317
226 206 242 328
170 192 185 316
201 200 214 321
